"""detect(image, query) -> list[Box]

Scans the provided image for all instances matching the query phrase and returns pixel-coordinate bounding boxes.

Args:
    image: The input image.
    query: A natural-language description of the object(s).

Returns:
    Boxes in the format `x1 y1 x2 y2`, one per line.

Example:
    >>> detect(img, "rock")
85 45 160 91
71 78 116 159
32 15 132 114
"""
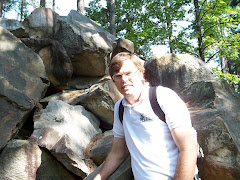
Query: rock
54 10 115 77
40 89 89 105
66 75 111 90
144 53 214 92
111 38 134 59
0 18 26 37
85 155 133 180
0 26 48 150
36 147 79 180
0 140 41 180
182 80 240 179
38 40 73 90
23 7 59 38
30 100 102 178
89 131 113 166
21 38 73 91
77 80 122 130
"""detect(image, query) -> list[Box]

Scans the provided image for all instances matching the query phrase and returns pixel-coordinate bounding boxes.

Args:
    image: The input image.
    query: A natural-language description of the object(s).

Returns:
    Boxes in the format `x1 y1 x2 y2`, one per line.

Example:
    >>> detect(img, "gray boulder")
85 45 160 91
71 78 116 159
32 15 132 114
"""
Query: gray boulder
0 26 48 150
77 80 122 130
36 147 79 179
23 7 59 38
21 38 73 91
183 80 240 179
84 130 114 166
0 140 41 180
30 100 102 178
54 10 116 77
144 53 214 92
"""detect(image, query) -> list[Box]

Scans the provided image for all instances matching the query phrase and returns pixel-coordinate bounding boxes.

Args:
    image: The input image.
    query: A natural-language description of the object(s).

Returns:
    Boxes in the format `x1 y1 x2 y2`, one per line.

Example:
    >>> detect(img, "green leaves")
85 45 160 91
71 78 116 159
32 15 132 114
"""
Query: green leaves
212 68 240 93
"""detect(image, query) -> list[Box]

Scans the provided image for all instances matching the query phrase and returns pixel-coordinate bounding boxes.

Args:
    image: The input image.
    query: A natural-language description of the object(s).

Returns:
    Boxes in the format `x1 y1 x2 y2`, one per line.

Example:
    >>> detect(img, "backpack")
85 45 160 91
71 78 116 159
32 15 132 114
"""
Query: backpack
118 86 204 163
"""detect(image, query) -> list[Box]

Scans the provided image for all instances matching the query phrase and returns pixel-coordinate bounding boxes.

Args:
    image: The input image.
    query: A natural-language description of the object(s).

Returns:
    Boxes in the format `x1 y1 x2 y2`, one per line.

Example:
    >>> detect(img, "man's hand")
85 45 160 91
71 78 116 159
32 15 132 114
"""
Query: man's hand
93 137 129 180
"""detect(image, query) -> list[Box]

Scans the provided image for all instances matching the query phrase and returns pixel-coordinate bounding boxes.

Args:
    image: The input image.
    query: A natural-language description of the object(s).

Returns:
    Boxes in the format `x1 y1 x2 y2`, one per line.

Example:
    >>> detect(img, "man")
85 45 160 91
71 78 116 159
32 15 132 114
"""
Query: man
94 52 198 180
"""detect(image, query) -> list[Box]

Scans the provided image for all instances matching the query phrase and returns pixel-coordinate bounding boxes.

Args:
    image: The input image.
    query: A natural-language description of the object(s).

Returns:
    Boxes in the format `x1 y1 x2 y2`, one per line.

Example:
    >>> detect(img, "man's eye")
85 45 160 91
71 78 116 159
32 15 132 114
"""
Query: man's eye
125 72 132 76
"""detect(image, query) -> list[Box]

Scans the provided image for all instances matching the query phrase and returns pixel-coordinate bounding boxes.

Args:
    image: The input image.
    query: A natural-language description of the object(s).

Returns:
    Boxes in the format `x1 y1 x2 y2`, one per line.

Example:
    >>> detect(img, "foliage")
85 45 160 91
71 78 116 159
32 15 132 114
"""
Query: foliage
86 0 191 58
2 0 16 15
189 0 240 63
212 68 240 93
3 0 38 20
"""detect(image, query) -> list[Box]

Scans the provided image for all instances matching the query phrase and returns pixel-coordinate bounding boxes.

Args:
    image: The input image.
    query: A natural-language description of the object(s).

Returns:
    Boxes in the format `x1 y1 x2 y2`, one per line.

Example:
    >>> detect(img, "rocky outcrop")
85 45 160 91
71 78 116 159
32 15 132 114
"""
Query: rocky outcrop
0 26 48 150
54 10 115 77
144 53 214 92
30 100 102 178
0 140 41 180
183 80 240 180
23 8 59 38
0 7 239 180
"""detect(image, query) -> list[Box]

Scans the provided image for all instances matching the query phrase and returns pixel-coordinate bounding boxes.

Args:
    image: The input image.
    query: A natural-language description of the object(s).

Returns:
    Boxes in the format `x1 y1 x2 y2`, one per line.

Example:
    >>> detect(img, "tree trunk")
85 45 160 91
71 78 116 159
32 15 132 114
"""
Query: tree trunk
164 0 174 53
221 57 229 73
20 0 24 22
109 0 116 36
40 0 46 7
52 0 55 11
77 0 85 14
193 0 205 61
0 0 4 17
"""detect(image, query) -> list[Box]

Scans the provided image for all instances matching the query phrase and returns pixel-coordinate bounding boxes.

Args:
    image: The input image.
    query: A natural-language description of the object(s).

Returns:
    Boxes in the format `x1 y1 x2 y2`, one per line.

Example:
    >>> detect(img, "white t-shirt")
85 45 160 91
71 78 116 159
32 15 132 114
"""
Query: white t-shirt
113 83 197 180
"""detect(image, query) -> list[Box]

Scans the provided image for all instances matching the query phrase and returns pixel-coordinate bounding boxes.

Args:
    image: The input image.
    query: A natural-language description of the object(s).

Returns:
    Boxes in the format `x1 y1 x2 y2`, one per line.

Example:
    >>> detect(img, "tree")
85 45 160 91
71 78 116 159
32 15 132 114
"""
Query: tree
193 0 204 61
52 0 55 11
77 0 85 14
40 0 45 7
0 0 4 17
1 0 17 18
109 0 116 36
190 0 240 71
86 0 191 57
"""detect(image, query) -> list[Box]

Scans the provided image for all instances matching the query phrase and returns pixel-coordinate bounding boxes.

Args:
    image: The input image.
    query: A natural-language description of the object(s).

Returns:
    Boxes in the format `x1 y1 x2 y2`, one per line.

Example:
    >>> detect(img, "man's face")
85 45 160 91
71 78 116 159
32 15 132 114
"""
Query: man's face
113 60 144 97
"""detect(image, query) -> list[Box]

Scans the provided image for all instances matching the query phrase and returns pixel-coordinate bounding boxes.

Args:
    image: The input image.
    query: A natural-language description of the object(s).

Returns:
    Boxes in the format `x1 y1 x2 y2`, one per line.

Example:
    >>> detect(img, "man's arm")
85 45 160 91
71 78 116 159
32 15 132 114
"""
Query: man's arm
93 137 129 180
171 127 198 180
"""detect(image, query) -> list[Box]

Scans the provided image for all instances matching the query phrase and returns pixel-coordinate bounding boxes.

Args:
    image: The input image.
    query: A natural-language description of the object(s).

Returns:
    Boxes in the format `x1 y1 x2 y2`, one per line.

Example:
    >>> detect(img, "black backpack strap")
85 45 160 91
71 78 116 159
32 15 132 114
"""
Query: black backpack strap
119 100 124 124
149 86 166 123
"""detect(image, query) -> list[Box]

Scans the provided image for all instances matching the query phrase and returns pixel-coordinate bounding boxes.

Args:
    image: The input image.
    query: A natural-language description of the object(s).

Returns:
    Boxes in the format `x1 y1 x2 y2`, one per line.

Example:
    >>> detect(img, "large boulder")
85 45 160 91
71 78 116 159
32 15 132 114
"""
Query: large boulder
84 130 114 166
0 140 41 180
144 53 214 92
30 100 102 178
0 26 48 150
182 80 240 179
36 147 79 179
21 38 73 91
23 7 59 38
77 80 122 130
0 18 26 38
54 10 116 77
41 79 122 130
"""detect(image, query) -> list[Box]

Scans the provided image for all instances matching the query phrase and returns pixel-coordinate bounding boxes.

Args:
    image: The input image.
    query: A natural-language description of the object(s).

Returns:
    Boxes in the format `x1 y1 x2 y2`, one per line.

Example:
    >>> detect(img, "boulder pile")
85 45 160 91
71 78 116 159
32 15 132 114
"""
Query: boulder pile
0 7 239 180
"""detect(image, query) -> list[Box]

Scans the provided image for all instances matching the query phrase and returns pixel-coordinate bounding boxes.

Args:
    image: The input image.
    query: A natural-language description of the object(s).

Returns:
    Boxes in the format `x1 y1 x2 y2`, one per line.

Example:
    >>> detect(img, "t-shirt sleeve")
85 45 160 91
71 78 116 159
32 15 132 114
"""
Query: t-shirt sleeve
156 86 192 130
112 99 125 138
